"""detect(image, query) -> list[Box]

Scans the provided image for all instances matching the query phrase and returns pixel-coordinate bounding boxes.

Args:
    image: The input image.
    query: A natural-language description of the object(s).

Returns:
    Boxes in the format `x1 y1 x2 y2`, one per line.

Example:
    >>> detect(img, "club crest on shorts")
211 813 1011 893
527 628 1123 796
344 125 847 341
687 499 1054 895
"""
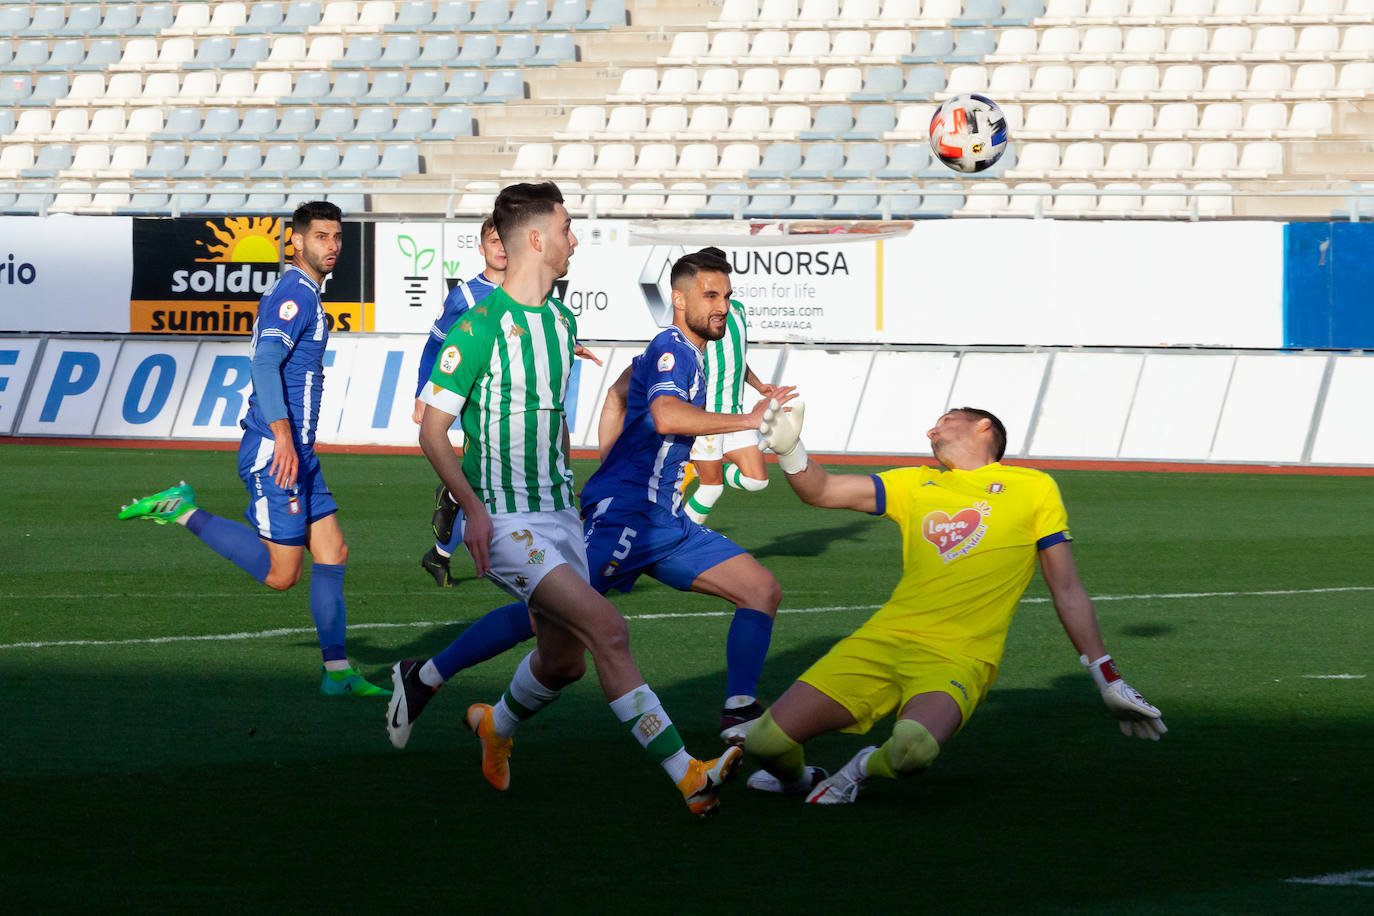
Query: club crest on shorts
278 299 298 321
287 497 300 515
527 548 545 565
657 352 675 372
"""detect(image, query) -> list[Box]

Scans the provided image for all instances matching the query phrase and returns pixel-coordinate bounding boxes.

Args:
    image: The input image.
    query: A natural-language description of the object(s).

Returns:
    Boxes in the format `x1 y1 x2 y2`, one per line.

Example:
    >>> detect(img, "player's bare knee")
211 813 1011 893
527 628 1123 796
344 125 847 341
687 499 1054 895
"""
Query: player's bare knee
887 719 940 776
264 567 299 591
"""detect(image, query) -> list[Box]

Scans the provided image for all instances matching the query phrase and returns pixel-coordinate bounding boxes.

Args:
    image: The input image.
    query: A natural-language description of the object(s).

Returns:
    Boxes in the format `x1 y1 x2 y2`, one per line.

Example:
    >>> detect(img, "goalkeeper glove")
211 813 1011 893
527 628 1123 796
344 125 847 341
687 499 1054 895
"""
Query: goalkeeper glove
758 399 808 474
1081 653 1168 741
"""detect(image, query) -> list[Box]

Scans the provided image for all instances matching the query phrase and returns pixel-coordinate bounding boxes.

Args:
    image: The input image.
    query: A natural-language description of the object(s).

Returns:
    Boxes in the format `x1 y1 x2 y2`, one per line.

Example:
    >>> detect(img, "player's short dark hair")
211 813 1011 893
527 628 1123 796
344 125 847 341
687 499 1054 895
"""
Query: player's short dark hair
957 407 1007 461
480 215 497 241
670 247 732 290
492 182 564 246
291 200 342 237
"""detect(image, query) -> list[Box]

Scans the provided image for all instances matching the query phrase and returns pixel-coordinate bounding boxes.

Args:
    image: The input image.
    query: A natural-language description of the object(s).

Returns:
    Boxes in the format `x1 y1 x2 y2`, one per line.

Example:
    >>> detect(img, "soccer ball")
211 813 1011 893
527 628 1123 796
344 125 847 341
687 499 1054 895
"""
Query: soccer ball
928 94 1010 173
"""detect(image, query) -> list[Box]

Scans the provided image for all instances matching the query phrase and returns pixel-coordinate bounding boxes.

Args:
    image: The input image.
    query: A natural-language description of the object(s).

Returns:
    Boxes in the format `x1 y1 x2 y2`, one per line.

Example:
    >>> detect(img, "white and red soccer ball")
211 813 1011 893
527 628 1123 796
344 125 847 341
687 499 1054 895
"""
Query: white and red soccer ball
928 94 1010 173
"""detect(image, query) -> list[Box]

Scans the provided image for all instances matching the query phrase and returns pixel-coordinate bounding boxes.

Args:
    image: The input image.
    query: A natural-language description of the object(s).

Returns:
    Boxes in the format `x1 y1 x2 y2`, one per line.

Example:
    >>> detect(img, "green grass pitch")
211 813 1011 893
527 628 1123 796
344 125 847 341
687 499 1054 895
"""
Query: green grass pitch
1 445 1371 913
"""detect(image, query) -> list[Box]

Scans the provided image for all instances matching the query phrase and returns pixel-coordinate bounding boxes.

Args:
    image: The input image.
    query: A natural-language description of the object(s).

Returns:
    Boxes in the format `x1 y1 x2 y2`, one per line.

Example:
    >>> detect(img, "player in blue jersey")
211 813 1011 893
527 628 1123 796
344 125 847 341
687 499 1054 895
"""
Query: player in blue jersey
413 216 506 588
118 201 389 697
386 247 797 759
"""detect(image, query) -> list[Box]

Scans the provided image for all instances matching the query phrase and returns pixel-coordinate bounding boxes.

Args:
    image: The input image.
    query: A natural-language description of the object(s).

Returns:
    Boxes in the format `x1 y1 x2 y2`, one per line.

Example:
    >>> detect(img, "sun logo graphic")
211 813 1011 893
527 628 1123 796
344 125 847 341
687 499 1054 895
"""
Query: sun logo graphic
195 217 282 264
921 501 991 564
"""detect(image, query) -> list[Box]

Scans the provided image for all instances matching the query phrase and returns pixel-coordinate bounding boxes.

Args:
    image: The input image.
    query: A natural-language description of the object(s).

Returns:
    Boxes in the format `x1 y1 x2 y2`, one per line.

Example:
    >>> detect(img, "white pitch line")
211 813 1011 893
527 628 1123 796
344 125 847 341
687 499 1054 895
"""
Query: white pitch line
1301 674 1366 679
2 584 1373 652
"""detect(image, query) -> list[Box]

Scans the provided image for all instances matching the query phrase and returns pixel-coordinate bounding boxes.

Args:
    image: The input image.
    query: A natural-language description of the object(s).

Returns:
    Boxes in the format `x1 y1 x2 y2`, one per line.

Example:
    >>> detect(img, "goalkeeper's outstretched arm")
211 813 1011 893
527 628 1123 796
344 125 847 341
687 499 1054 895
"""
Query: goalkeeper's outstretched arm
758 400 877 513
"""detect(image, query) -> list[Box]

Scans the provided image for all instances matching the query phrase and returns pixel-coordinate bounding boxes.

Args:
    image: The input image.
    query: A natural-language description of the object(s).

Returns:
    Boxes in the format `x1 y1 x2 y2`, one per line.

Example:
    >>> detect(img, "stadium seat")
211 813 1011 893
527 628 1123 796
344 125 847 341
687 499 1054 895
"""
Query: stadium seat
133 145 186 178
876 141 932 177
1112 63 1160 98
182 37 233 70
669 143 720 178
316 1 361 31
531 33 578 65
833 142 888 177
749 142 804 178
5 110 44 141
195 108 241 141
45 109 89 142
710 143 763 177
263 107 317 139
495 34 539 67
957 182 1011 216
291 144 342 179
19 7 67 38
885 102 937 139
944 65 990 96
465 0 511 29
1283 100 1331 136
22 74 68 107
1140 141 1192 178
989 64 1033 96
504 142 558 178
719 105 772 139
792 142 846 178
305 107 353 140
585 143 637 179
846 104 897 139
475 70 525 103
1033 27 1082 61
365 143 416 177
1248 25 1297 59
736 67 783 101
544 0 588 29
252 144 301 178
1079 27 1131 61
335 144 382 179
905 29 955 62
849 65 904 101
42 40 88 72
694 182 750 218
951 0 1005 27
229 107 280 140
593 105 644 139
1019 102 1069 139
1103 102 1156 138
1049 181 1099 216
75 40 123 72
1183 141 1239 178
744 182 794 218
713 0 760 26
1147 101 1201 138
171 144 225 179
375 35 423 68
335 35 383 68
1154 64 1204 99
504 0 549 30
354 0 397 31
801 105 856 140
219 144 266 178
241 182 289 214
656 182 706 215
129 4 176 36
5 41 49 74
280 1 325 30
237 2 284 32
946 29 997 62
826 181 880 218
641 106 690 139
1004 141 1059 179
917 182 966 216
681 105 730 139
422 1 471 32
1055 141 1108 178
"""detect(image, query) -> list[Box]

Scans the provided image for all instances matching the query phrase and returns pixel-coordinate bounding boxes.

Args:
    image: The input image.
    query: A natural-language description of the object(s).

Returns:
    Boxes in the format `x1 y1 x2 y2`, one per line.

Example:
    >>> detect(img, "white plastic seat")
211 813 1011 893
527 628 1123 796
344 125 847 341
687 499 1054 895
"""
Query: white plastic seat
1102 102 1155 138
670 143 720 177
987 28 1038 63
1052 140 1107 178
1042 0 1089 21
623 143 677 178
1005 183 1053 217
757 0 802 27
944 65 990 95
1075 27 1123 61
501 142 554 177
1290 25 1339 61
1095 181 1143 215
1018 102 1068 139
1282 100 1331 136
1112 64 1160 99
48 109 90 142
1183 141 1238 177
956 182 1010 216
1235 101 1287 137
1159 27 1208 62
776 67 823 101
1137 182 1188 218
642 105 689 139
814 66 863 100
1290 62 1336 97
1067 64 1116 99
1254 0 1298 17
1153 64 1204 99
554 105 606 140
680 105 730 138
886 102 937 138
1062 102 1111 138
1246 26 1296 60
583 143 636 179
1050 181 1099 215
114 38 160 70
168 3 212 33
710 142 762 177
86 109 128 142
1123 0 1170 22
761 104 812 137
611 182 668 216
260 35 308 69
690 67 741 101
703 31 750 64
713 0 759 26
1192 181 1233 217
989 64 1033 97
866 31 912 60
1208 0 1254 21
65 144 111 179
601 105 647 139
800 0 842 21
608 68 658 102
317 1 361 31
720 105 771 139
1166 0 1214 22
820 31 869 65
10 111 52 141
1139 141 1193 178
1192 101 1243 138
1334 26 1374 61
1205 26 1252 60
743 31 792 65
919 0 964 22
1232 140 1283 177
661 32 706 63
648 68 700 102
1035 28 1083 61
1242 63 1292 98
546 143 598 179
1004 142 1059 178
736 67 782 101
1333 62 1374 98
1120 27 1166 60
1082 0 1130 20
1147 101 1200 137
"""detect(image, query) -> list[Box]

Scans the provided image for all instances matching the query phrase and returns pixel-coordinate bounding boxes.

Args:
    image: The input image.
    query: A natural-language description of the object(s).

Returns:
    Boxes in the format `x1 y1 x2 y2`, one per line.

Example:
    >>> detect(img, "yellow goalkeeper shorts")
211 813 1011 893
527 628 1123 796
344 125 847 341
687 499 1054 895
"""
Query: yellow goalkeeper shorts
798 625 995 734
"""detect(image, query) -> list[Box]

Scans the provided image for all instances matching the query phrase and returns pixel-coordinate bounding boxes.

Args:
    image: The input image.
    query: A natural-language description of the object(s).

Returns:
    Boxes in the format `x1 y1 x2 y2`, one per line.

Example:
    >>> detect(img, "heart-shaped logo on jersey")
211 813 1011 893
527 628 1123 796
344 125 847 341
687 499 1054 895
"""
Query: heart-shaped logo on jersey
922 507 987 556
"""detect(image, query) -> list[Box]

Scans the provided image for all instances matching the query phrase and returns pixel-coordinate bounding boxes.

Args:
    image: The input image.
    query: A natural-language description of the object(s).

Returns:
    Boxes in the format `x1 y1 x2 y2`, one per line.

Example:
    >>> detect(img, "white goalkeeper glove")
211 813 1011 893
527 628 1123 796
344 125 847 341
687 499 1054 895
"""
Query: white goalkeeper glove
758 399 808 474
1081 653 1168 741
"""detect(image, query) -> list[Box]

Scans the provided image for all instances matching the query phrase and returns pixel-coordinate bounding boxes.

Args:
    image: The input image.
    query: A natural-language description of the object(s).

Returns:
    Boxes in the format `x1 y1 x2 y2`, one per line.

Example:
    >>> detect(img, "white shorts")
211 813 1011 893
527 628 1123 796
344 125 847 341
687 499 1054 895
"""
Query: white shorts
690 428 762 463
469 508 590 603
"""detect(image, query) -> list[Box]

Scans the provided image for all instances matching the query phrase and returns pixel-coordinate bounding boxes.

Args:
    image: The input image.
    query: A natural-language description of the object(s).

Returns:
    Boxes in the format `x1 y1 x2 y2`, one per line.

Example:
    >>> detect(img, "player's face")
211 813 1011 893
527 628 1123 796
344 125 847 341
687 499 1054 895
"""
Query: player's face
927 410 975 460
538 204 576 278
480 227 507 273
681 270 732 342
293 219 343 281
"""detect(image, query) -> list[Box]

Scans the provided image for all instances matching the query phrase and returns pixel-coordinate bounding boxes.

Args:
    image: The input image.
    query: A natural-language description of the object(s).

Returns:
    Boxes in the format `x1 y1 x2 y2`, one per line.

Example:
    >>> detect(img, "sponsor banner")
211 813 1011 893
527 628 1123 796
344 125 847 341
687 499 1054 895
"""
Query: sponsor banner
0 337 42 435
170 340 254 439
0 216 133 333
129 217 373 335
18 339 124 436
94 340 200 438
374 222 447 333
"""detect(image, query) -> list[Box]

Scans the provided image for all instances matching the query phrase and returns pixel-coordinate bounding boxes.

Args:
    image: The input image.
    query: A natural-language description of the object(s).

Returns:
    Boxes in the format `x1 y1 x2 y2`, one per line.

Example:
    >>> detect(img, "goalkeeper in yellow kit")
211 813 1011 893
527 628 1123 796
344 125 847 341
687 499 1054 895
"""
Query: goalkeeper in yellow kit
744 404 1167 805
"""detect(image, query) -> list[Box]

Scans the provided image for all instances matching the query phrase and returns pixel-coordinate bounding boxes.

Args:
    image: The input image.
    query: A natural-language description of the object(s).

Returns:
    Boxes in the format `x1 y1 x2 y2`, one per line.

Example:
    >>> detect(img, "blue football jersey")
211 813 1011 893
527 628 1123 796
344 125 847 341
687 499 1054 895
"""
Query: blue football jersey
415 271 499 396
243 266 329 449
581 327 704 515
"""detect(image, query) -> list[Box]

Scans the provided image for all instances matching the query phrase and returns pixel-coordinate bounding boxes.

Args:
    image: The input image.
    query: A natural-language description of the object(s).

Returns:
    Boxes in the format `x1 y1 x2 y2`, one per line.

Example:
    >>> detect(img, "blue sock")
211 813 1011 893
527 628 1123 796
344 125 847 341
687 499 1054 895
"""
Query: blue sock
309 563 348 663
726 607 774 700
440 507 464 556
184 509 271 584
432 602 534 681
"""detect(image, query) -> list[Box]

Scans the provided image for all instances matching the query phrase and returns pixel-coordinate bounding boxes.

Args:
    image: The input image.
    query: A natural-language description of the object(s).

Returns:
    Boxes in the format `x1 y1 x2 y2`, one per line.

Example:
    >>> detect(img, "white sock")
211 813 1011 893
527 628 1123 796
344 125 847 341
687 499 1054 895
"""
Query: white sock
419 659 444 688
724 694 756 710
434 544 451 559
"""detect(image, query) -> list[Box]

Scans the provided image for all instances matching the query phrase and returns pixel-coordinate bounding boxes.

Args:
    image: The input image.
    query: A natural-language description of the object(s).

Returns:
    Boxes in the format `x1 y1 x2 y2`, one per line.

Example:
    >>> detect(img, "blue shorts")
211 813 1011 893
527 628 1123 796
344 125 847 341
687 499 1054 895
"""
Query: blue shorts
583 497 745 593
237 429 338 546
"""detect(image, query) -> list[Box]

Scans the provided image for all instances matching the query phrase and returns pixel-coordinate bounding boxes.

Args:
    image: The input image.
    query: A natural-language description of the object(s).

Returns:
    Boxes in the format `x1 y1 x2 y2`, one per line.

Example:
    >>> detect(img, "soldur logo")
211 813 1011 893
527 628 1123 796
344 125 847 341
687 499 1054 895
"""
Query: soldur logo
170 217 282 294
398 233 436 308
2 253 37 284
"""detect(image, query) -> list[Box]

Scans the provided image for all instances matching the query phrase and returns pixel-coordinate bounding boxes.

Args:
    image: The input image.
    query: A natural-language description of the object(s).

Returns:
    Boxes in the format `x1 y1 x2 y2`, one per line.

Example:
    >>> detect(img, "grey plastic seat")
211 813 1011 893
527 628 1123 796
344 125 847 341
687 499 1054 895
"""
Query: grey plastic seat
743 181 793 218
223 36 271 69
694 182 750 218
307 107 355 140
947 29 997 62
91 4 138 37
827 181 881 218
582 0 627 28
336 35 383 69
21 144 74 179
780 182 837 218
325 72 370 104
747 142 803 179
128 3 174 36
419 107 475 138
134 145 187 177
8 41 51 72
424 1 472 32
833 142 888 178
530 33 577 66
40 40 87 72
906 30 954 63
376 35 422 68
845 105 896 140
229 108 279 140
258 144 304 177
475 70 525 103
117 188 173 214
236 2 284 33
403 71 450 102
801 105 855 140
0 76 32 105
464 0 510 29
19 7 66 38
876 142 932 178
172 144 225 178
374 143 421 177
342 107 393 140
387 1 435 31
792 142 846 179
455 34 498 67
365 72 408 103
76 40 122 71
415 35 461 67
850 66 905 102
242 183 288 214
999 0 1046 24
894 66 947 101
439 71 486 103
543 0 587 29
195 108 241 140
292 144 342 179
21 75 68 107
196 183 249 213
184 37 233 70
386 107 434 140
282 71 331 105
264 107 318 139
280 2 323 30
219 144 265 178
336 144 382 178
503 0 548 30
496 34 538 66
58 5 104 37
951 0 1004 27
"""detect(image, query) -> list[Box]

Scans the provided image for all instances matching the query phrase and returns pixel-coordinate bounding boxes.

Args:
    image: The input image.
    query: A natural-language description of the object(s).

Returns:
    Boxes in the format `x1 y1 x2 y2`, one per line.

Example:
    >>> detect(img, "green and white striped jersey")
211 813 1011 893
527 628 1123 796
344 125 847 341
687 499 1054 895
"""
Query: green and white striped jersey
701 298 749 413
421 286 579 514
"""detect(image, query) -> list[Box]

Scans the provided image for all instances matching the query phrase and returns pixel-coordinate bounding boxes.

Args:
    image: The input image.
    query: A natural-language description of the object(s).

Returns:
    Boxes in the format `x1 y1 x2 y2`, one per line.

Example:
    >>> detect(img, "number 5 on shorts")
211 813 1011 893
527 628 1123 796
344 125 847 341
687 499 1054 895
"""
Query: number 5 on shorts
613 527 637 560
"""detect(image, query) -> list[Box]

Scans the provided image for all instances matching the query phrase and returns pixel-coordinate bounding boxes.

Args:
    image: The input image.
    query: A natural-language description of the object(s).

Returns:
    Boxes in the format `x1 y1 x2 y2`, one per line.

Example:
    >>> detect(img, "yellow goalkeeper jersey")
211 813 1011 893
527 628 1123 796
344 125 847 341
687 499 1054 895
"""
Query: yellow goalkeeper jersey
867 463 1071 667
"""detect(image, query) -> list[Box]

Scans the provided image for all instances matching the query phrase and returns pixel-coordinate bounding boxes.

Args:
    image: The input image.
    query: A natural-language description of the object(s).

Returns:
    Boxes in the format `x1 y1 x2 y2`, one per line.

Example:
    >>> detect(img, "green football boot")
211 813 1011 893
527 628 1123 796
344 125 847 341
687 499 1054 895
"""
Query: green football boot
118 482 197 524
320 666 392 697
